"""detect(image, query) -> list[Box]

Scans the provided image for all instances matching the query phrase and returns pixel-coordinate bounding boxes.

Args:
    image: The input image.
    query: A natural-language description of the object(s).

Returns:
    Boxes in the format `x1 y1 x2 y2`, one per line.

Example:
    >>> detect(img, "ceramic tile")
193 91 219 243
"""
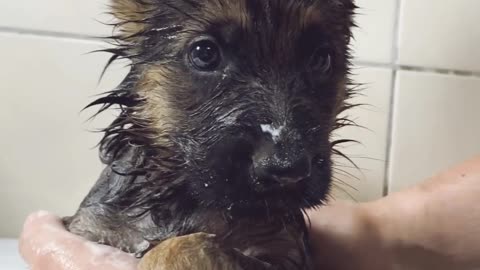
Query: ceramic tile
351 0 397 64
330 66 393 202
0 0 111 37
0 33 127 237
398 0 480 72
389 70 480 192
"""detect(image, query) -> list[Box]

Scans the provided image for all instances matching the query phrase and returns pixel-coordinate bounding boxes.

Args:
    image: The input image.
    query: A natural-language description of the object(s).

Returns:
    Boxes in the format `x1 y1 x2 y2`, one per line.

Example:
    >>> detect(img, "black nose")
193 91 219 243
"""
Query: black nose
253 151 311 186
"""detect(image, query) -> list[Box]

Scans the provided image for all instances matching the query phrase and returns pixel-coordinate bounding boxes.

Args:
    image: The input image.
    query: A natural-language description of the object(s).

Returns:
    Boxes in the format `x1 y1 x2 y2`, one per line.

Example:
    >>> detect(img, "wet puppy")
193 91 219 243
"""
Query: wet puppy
65 0 357 269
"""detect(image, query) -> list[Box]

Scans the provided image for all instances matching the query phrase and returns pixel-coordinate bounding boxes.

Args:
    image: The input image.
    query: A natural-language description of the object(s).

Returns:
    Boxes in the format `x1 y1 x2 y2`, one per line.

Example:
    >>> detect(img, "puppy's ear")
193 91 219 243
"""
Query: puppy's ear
109 0 154 37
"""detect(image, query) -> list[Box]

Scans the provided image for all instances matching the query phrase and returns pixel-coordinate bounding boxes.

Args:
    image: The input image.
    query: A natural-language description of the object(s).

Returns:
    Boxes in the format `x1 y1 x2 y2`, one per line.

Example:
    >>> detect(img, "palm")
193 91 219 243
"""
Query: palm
19 212 138 270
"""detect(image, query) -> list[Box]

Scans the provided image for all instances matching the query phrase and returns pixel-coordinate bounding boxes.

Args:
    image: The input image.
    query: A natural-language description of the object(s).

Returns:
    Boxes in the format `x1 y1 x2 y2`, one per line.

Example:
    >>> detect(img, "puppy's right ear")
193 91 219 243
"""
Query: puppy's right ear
109 0 154 37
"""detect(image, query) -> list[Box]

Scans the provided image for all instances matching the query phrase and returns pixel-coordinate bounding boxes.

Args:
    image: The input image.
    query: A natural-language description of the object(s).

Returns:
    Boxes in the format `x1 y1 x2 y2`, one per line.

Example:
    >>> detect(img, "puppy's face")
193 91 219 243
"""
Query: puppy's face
104 0 356 215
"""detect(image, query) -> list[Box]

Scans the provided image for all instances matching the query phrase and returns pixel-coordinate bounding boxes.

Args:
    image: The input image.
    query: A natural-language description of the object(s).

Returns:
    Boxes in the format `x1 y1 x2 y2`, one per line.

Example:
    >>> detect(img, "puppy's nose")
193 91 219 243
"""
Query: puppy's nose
253 151 311 186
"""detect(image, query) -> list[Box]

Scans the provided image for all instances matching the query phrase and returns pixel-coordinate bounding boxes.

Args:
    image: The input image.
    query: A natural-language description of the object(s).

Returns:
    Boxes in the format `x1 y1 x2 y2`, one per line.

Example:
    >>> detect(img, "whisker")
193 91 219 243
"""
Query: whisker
331 148 360 170
332 176 358 191
342 155 384 162
331 183 358 202
332 167 361 182
333 162 370 171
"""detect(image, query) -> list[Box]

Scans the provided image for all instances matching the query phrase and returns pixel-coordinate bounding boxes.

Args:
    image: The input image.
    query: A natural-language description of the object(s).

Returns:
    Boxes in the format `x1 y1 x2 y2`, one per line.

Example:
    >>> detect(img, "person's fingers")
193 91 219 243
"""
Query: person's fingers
19 211 139 270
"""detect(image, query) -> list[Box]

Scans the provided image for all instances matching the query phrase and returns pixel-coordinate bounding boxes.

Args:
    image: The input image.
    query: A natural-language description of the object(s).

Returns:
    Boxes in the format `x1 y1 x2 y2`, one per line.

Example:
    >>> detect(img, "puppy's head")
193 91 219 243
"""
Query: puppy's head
97 0 356 216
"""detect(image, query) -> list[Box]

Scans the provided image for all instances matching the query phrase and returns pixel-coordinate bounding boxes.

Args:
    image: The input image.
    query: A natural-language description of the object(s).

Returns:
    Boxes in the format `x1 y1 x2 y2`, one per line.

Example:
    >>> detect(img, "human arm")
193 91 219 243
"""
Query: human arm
308 156 480 270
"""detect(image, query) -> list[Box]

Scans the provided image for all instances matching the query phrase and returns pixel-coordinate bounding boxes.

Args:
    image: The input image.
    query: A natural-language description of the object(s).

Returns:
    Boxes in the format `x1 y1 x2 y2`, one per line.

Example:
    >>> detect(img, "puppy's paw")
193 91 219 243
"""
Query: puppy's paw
138 233 241 270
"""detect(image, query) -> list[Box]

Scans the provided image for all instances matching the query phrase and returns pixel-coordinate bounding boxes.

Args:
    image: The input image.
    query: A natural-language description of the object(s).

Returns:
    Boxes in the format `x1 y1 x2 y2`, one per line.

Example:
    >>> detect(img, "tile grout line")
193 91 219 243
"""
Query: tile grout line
354 60 480 79
383 71 398 196
397 64 480 78
382 0 403 197
0 26 103 43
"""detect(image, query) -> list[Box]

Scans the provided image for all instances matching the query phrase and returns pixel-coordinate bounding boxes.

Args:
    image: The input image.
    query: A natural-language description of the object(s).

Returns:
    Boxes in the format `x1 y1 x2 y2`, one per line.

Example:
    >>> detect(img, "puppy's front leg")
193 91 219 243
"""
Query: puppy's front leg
138 233 305 270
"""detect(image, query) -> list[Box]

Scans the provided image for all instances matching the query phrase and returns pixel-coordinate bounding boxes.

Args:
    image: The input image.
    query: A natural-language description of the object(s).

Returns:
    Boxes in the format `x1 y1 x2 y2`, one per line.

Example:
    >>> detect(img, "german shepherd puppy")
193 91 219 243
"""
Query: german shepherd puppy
64 0 357 269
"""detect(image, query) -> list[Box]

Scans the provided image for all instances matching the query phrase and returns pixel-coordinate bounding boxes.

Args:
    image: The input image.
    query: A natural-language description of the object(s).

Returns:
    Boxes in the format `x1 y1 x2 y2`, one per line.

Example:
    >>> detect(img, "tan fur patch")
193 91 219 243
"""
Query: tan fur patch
111 0 251 37
203 0 251 31
136 65 176 147
303 4 324 27
334 77 350 115
110 0 152 37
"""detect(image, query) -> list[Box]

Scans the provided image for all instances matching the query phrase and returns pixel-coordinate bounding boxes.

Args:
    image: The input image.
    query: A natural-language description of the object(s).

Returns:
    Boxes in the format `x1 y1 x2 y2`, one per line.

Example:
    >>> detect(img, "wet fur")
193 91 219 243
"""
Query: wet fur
65 0 358 269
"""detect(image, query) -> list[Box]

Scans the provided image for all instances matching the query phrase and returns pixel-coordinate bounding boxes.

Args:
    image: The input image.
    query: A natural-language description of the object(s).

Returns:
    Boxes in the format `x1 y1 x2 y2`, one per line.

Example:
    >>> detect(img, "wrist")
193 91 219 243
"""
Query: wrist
362 188 433 269
307 201 391 270
356 201 396 269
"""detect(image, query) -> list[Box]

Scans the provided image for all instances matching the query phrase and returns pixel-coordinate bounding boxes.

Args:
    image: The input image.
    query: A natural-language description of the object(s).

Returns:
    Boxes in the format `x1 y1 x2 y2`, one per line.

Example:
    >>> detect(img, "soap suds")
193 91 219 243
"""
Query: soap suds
36 241 79 270
35 211 50 218
217 108 242 126
87 241 138 268
260 124 285 143
25 211 51 226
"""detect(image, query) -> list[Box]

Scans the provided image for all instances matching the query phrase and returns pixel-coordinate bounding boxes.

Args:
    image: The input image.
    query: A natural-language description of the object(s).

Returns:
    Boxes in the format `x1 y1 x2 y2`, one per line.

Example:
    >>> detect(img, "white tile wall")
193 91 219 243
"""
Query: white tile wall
0 0 479 237
351 0 397 63
398 0 480 72
0 33 126 237
388 70 480 192
0 0 112 37
331 67 392 202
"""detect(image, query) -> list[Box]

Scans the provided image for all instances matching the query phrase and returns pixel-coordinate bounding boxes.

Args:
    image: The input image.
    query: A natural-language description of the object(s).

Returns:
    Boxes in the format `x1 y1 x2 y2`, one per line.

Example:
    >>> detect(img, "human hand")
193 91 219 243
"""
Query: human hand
18 207 391 270
19 211 139 270
306 202 390 270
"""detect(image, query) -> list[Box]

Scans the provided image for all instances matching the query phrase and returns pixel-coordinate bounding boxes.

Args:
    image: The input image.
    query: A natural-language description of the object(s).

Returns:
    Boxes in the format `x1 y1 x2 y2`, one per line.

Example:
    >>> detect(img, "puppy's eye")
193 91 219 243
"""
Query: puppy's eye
309 49 332 73
189 39 221 71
